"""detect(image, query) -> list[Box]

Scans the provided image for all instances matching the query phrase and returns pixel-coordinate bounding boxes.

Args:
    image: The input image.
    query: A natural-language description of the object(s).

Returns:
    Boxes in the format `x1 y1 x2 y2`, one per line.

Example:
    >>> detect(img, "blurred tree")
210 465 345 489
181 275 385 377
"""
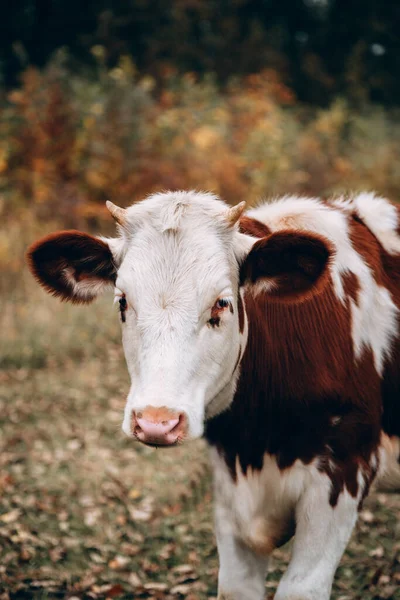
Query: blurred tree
0 0 399 105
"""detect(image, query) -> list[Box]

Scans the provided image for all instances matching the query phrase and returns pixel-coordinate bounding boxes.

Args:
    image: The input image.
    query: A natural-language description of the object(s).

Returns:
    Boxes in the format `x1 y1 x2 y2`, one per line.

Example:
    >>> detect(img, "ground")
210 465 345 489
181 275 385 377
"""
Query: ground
0 292 399 600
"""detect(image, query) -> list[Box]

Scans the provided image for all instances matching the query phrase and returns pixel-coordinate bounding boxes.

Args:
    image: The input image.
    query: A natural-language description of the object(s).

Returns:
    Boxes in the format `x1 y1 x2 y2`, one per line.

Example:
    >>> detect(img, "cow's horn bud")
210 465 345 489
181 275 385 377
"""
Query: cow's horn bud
226 201 246 226
106 200 127 226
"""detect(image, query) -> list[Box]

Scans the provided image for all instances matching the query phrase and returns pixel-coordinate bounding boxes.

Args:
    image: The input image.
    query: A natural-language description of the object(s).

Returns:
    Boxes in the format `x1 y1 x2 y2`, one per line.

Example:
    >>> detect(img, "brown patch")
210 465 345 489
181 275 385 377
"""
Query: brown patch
342 271 360 303
239 216 271 238
240 230 333 302
237 290 245 333
206 212 394 509
119 295 127 323
26 230 116 303
348 212 400 441
210 302 221 327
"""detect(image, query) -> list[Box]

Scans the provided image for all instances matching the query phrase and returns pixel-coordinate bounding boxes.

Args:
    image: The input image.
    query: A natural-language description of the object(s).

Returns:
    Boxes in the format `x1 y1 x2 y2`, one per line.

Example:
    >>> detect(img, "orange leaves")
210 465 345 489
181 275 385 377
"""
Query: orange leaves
1 56 400 243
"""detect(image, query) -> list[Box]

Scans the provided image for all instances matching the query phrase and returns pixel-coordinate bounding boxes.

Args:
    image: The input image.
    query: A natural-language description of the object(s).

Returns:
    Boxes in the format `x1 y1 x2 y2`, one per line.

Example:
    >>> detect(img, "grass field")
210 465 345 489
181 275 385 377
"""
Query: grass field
1 274 400 600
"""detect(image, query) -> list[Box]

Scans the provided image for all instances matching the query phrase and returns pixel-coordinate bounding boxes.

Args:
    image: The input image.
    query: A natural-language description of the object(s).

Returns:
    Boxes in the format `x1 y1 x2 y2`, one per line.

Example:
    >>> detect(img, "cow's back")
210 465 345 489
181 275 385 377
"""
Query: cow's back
341 195 400 439
380 218 400 439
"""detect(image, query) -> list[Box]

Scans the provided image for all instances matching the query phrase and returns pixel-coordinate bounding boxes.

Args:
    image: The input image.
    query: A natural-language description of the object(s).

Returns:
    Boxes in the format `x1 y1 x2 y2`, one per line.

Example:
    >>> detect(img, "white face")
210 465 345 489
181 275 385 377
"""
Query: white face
113 193 247 443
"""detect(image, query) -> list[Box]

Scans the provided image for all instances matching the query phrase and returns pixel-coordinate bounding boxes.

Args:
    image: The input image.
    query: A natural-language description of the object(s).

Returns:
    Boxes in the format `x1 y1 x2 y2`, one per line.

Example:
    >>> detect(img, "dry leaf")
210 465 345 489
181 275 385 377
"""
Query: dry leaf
0 509 20 523
170 583 193 595
128 573 142 587
143 582 168 592
108 555 130 570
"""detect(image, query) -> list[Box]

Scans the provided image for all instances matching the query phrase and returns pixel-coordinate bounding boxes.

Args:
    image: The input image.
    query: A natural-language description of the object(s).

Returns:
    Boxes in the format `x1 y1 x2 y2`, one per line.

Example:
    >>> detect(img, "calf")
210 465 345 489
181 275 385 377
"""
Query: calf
27 191 400 600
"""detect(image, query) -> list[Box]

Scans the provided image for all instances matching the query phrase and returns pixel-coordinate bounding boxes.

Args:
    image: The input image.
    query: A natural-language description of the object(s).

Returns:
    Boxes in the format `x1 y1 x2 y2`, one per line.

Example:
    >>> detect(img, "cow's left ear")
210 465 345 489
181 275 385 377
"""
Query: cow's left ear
27 230 117 303
239 230 333 301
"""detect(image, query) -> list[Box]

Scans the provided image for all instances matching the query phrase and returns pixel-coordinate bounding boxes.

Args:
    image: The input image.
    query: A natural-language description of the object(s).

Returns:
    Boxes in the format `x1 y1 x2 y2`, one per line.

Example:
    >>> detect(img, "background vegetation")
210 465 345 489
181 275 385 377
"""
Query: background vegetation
0 0 399 598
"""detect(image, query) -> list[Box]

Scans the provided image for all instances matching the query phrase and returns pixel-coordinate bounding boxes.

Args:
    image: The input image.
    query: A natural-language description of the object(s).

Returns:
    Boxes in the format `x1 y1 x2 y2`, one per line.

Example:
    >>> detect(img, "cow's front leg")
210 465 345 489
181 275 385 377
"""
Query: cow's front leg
275 477 359 600
215 510 268 600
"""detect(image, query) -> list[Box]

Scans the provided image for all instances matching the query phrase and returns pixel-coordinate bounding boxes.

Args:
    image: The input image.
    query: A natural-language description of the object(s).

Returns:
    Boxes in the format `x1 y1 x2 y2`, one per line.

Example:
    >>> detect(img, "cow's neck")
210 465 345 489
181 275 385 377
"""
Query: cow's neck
205 285 381 481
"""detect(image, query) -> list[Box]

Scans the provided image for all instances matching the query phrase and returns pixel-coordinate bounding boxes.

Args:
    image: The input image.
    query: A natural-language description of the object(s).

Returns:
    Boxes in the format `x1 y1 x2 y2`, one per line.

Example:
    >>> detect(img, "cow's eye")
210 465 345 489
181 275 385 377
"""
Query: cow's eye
208 297 231 327
119 295 127 322
216 298 229 309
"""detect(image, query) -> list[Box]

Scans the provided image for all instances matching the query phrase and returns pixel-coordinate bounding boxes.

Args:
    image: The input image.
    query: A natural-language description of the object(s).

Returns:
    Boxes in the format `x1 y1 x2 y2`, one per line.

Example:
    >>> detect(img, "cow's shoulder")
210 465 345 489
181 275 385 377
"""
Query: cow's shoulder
243 194 399 377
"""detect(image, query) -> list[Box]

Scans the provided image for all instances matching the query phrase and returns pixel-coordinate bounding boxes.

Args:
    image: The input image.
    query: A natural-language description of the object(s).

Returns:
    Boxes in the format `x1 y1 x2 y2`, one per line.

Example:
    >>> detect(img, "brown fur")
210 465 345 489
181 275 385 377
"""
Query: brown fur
348 213 400 440
26 231 116 303
239 216 271 238
206 212 399 510
237 291 245 333
240 229 334 302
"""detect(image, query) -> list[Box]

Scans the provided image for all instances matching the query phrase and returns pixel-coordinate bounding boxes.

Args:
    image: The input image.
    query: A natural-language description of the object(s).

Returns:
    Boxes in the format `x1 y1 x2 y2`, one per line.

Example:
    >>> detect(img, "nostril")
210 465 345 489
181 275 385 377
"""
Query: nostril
131 409 188 444
175 412 186 432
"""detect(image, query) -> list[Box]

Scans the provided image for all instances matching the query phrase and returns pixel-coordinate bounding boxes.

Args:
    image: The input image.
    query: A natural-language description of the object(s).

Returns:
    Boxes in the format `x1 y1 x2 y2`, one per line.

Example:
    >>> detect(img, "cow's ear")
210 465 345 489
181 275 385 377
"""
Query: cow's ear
239 230 333 301
27 230 117 303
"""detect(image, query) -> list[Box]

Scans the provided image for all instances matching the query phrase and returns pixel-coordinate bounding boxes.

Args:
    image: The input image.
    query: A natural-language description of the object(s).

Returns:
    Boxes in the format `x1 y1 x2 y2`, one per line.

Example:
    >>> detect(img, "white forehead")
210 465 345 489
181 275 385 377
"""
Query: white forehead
115 191 238 311
124 190 230 232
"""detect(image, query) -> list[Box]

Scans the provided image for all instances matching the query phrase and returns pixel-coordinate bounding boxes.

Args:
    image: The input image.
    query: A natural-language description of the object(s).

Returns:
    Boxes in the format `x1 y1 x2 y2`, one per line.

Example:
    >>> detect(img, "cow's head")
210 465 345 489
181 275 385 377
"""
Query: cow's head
27 192 331 446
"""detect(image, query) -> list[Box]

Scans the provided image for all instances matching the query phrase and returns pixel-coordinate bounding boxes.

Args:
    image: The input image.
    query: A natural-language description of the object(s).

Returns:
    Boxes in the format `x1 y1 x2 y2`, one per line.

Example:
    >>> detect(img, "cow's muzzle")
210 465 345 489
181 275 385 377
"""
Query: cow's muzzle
131 406 187 446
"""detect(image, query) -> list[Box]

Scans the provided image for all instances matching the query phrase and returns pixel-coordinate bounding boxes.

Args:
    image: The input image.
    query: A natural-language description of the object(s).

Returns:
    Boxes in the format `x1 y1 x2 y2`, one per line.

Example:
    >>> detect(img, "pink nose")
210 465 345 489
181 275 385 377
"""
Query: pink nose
132 408 186 446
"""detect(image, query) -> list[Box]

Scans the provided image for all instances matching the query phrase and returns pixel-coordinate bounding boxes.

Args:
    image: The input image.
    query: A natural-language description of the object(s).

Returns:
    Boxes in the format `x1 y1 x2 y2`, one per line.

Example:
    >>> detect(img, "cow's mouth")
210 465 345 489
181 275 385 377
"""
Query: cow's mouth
135 439 180 449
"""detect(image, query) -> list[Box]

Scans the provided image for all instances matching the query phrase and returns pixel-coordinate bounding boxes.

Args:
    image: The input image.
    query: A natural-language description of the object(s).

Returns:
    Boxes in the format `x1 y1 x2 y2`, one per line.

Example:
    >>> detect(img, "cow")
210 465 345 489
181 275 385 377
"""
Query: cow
27 191 400 600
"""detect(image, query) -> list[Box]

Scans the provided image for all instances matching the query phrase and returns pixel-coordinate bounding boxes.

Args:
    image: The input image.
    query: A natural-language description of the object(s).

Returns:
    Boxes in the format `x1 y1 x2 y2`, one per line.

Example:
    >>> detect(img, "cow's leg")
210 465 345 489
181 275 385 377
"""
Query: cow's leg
274 478 359 600
211 449 269 599
216 525 268 600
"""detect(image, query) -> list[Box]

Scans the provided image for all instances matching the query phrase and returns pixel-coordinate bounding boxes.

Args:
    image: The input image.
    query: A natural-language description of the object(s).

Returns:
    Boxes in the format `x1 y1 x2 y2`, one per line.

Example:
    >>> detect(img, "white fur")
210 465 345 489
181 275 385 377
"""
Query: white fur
349 285 399 375
333 192 400 255
212 449 360 600
62 267 114 300
116 191 248 439
275 481 359 600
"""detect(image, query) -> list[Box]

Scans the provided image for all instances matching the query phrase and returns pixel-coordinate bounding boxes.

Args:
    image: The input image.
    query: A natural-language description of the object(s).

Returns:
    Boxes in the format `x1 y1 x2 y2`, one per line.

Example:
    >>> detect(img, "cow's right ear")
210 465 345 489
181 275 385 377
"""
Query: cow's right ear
238 229 333 302
27 231 117 303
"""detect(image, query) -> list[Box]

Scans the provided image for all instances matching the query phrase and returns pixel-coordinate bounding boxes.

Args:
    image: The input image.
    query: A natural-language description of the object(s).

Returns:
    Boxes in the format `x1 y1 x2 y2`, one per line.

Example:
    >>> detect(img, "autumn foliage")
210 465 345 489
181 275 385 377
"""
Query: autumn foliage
1 51 399 229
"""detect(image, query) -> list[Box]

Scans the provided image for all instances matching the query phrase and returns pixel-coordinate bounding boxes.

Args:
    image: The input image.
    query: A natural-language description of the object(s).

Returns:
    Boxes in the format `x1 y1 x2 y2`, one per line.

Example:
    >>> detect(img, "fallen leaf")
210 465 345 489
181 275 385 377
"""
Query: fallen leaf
108 555 130 570
170 583 193 595
369 546 384 558
0 509 20 523
128 489 141 500
128 572 142 587
105 583 124 597
143 582 168 592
